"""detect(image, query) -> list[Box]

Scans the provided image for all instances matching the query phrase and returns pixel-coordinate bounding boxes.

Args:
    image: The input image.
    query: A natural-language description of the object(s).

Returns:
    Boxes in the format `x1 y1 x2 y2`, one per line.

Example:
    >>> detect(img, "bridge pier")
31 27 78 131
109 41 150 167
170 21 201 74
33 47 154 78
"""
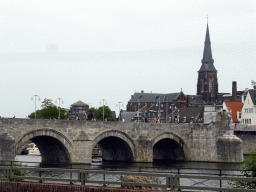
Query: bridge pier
72 131 93 164
0 133 15 165
135 139 153 162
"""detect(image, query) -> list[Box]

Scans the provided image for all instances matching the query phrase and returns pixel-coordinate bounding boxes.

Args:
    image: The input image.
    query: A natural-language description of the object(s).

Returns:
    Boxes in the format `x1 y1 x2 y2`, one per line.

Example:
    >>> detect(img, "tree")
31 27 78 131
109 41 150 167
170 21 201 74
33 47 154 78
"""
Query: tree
86 107 96 120
41 98 55 108
229 151 256 189
28 98 70 120
96 106 115 121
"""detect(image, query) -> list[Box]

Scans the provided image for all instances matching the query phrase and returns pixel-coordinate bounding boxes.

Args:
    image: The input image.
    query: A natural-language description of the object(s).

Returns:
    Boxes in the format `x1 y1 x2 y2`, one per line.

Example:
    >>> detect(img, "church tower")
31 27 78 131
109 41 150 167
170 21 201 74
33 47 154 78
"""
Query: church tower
197 23 218 104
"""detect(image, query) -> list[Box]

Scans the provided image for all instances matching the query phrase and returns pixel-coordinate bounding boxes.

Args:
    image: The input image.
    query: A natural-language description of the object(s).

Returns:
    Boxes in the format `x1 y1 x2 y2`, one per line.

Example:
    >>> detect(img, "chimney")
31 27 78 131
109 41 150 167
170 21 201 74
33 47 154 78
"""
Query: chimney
232 81 237 102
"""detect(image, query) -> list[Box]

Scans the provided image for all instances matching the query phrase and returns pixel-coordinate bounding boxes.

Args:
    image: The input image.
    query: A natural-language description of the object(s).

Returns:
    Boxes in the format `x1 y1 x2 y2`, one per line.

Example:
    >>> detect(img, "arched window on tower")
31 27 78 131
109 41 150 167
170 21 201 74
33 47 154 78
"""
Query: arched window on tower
201 75 204 92
209 79 213 92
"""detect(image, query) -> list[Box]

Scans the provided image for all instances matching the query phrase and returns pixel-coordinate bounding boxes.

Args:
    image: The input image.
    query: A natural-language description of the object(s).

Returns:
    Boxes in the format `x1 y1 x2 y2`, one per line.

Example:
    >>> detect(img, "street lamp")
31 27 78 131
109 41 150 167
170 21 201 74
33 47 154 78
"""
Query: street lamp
158 97 161 123
116 102 124 122
165 97 168 123
31 95 40 119
137 98 140 122
171 104 175 123
55 98 64 119
99 99 107 121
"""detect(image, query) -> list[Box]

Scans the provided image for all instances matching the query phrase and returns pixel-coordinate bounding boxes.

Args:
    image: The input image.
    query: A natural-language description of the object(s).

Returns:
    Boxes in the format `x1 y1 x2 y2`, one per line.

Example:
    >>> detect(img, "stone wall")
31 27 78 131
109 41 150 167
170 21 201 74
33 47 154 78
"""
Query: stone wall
235 131 256 154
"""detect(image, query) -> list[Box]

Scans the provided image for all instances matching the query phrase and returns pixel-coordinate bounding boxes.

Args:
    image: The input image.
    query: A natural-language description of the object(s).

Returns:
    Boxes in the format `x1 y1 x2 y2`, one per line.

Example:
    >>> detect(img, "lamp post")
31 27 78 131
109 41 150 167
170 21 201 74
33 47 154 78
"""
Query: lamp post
158 97 161 123
165 97 168 123
137 99 140 122
116 102 124 122
55 98 64 119
99 99 107 121
31 95 40 119
171 104 175 123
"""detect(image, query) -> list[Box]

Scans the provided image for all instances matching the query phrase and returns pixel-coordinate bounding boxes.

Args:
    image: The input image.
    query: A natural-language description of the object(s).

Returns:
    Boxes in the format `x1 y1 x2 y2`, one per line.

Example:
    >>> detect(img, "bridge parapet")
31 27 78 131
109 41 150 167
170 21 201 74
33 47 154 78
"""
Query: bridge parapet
235 124 256 131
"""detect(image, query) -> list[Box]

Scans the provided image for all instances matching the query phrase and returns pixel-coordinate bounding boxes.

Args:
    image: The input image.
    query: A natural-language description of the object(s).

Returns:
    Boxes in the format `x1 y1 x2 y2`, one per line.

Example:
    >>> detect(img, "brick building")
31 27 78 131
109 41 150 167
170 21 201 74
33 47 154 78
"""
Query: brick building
66 101 89 119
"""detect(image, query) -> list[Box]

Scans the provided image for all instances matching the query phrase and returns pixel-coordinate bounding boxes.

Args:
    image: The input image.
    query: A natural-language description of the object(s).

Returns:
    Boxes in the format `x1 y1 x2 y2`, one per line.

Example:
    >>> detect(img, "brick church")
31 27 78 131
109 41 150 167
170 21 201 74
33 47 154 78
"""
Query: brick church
122 23 242 123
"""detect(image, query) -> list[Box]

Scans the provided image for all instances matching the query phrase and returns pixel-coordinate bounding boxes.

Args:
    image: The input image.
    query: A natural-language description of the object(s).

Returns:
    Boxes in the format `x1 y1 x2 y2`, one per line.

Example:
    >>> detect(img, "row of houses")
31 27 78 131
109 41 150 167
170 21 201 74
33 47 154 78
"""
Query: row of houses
120 83 256 125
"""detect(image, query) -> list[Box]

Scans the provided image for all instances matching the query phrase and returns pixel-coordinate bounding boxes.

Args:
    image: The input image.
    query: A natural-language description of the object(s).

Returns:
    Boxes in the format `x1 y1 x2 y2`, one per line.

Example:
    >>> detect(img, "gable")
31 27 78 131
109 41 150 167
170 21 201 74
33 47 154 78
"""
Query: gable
243 92 254 109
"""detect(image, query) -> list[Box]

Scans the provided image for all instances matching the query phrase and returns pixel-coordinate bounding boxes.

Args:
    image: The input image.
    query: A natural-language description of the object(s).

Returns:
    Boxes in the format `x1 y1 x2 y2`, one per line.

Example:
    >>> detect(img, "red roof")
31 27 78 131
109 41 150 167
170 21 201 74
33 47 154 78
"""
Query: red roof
224 102 243 123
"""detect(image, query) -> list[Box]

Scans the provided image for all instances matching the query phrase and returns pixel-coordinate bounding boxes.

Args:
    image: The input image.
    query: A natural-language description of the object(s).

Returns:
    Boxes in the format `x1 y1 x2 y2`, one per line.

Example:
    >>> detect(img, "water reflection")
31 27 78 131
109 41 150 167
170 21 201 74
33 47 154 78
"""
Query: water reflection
15 155 241 171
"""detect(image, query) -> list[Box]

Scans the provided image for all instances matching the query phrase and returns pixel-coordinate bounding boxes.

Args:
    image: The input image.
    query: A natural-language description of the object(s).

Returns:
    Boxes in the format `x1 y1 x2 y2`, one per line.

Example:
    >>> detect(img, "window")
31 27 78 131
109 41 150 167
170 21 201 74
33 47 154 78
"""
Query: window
245 108 253 113
161 104 163 107
209 80 213 92
205 106 215 112
201 81 204 92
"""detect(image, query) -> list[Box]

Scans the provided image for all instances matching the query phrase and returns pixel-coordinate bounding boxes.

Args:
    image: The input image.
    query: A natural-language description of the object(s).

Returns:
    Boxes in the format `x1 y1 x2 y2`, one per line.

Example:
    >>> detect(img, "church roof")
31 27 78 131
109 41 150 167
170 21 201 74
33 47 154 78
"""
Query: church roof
128 92 180 103
199 24 217 72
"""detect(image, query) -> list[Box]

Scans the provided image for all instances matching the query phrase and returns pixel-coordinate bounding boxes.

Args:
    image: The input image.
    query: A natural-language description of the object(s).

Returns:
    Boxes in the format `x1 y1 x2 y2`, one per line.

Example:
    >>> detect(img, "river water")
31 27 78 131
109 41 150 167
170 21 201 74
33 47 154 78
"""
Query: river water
15 154 241 170
14 154 243 191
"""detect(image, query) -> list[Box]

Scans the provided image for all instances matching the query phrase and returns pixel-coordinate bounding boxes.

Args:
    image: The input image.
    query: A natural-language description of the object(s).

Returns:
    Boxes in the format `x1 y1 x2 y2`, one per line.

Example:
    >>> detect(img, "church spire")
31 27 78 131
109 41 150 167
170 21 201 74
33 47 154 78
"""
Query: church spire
199 23 216 72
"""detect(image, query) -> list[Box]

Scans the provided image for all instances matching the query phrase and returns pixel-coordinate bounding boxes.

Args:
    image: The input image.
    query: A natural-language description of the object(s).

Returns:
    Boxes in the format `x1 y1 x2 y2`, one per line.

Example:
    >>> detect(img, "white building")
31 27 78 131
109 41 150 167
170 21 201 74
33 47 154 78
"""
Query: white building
238 87 256 125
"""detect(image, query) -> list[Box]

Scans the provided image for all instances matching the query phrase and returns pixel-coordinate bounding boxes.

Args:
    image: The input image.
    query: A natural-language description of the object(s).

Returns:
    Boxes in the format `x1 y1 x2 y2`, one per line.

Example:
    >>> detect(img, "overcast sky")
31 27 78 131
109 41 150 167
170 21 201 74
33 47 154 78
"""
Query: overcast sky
0 0 256 118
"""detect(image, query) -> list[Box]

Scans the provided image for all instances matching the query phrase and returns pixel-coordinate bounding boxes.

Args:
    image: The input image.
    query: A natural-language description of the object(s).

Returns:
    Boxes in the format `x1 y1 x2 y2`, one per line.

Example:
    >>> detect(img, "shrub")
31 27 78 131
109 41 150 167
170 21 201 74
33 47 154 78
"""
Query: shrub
10 159 26 182
228 151 256 189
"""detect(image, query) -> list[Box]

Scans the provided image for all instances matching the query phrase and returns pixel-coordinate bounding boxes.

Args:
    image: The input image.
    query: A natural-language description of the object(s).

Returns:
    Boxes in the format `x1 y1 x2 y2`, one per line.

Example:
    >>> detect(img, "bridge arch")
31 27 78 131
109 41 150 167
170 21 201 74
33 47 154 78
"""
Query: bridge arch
92 130 136 162
16 128 72 164
152 132 189 161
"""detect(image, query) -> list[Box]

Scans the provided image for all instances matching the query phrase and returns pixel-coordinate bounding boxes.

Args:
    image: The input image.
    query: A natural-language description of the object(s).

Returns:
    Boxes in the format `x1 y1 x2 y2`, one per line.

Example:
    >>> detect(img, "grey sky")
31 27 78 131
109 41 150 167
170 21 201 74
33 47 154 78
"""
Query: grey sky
0 0 255 118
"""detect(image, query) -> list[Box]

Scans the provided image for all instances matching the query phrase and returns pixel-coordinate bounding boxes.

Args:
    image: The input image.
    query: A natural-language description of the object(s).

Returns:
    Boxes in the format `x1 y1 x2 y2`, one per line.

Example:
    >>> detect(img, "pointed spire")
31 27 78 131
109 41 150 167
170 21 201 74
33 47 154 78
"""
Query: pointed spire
199 23 216 72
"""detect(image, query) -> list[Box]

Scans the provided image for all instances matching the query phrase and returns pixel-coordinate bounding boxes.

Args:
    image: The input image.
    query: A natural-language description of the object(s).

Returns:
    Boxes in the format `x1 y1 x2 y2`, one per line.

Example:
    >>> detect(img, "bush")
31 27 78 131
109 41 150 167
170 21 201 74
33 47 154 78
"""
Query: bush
10 160 26 182
229 151 256 189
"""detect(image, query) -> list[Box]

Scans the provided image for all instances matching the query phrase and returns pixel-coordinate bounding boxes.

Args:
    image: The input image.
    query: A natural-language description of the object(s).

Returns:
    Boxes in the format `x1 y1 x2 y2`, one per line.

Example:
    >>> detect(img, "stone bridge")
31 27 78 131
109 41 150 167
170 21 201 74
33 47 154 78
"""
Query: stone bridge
0 118 243 164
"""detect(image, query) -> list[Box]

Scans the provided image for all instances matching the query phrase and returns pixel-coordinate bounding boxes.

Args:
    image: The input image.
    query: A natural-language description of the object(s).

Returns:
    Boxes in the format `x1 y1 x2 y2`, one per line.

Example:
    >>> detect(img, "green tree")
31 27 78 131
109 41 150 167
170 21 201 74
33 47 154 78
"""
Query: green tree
28 98 70 120
86 107 96 120
96 106 115 121
229 151 256 189
41 98 55 108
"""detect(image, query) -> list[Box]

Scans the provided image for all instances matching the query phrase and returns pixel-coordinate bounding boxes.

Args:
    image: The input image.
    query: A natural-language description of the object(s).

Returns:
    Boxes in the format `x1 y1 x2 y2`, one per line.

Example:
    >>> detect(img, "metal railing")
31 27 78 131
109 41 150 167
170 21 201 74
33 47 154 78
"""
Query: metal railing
1 166 256 191
235 124 256 131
